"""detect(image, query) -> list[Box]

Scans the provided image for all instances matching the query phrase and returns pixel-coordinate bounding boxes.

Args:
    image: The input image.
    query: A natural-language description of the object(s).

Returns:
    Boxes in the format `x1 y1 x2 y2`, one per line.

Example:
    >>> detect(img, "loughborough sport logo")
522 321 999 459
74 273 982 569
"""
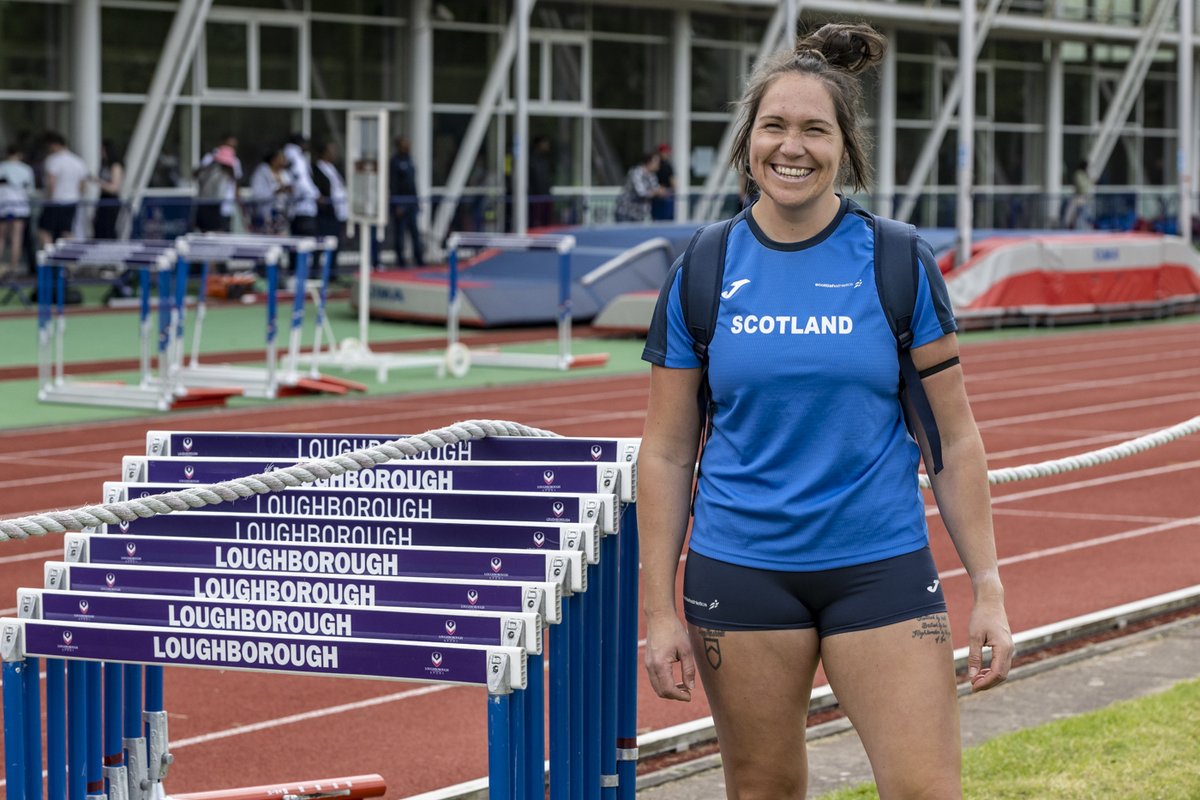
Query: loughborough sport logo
126 542 138 557
466 590 479 606
552 501 565 518
490 557 503 573
105 572 117 588
543 470 555 485
533 531 545 548
590 445 603 461
181 437 194 453
78 600 90 615
183 465 195 480
430 652 442 668
444 620 457 636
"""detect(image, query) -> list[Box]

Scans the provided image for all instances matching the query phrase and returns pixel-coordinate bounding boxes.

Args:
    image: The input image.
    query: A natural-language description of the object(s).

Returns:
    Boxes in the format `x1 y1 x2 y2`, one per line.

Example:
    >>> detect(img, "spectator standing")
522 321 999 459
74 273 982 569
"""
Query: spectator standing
0 143 35 276
313 140 349 280
614 151 667 222
1063 159 1092 229
389 135 424 266
528 135 554 229
195 134 243 231
92 139 123 239
284 133 319 237
249 147 292 235
650 143 676 221
193 145 239 233
38 131 89 247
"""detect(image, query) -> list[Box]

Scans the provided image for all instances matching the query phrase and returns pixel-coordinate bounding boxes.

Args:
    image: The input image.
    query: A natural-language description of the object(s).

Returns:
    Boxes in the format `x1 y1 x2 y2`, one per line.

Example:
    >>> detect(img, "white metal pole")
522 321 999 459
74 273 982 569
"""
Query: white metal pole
1178 0 1194 243
1045 39 1065 227
73 0 101 173
514 0 532 235
877 26 898 216
672 9 691 221
956 0 977 266
411 0 434 253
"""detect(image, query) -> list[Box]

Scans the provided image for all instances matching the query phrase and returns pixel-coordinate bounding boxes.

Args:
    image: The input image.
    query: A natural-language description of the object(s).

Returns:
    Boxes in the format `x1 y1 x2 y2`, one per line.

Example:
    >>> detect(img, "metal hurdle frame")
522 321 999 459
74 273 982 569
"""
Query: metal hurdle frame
444 232 610 375
36 241 184 411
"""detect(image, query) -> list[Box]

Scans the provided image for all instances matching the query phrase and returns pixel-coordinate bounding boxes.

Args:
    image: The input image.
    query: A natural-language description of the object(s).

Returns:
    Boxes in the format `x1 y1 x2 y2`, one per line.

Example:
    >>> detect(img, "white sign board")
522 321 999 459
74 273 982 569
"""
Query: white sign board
346 110 388 227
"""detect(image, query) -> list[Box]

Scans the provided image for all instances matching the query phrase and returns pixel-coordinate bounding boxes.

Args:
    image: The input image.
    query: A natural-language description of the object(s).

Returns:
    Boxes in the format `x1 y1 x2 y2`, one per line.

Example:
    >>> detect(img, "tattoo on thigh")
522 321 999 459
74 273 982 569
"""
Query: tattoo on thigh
698 628 725 670
911 614 951 644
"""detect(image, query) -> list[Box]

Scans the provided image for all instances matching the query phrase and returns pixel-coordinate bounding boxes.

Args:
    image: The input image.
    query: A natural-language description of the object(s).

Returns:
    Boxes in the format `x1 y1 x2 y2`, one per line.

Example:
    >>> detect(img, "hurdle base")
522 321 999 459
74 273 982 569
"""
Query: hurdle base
466 349 610 372
168 774 386 800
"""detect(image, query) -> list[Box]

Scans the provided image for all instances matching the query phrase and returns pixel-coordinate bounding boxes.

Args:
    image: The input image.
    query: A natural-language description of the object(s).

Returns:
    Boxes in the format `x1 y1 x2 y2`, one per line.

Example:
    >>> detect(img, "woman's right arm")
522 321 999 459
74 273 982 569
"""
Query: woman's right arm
638 364 703 701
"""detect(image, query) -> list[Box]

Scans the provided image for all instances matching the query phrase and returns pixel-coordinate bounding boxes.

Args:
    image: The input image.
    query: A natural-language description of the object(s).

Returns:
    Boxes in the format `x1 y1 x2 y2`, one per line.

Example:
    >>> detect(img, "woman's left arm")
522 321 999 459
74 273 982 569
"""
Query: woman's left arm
912 332 1014 692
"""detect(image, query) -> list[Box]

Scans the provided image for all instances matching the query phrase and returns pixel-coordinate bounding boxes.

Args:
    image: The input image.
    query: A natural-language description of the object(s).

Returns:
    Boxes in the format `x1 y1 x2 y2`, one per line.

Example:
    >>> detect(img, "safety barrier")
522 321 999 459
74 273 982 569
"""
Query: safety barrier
1 421 641 800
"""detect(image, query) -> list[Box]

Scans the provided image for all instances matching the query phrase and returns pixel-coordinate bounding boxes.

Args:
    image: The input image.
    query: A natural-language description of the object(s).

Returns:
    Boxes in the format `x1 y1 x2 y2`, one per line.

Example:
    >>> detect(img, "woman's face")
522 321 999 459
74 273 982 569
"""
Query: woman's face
748 72 844 217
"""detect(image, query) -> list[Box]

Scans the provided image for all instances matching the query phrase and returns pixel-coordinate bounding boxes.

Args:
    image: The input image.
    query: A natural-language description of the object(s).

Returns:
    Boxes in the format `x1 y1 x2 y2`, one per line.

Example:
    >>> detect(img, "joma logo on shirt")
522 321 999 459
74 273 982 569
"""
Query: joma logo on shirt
730 315 853 335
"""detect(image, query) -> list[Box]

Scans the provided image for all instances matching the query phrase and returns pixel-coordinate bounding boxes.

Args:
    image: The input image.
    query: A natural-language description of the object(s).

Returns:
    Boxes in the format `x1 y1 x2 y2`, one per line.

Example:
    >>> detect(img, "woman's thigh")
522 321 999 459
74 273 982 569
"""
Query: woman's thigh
690 625 821 800
821 614 961 798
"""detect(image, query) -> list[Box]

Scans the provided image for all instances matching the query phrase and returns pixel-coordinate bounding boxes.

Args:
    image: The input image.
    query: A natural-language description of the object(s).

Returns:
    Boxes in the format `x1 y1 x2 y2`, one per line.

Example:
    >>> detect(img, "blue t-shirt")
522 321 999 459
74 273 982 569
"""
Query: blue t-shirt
642 198 957 570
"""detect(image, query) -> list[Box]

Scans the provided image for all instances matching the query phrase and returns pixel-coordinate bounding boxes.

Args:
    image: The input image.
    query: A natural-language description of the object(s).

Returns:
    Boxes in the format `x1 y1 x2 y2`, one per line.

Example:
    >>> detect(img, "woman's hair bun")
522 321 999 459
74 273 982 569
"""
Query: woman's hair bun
795 23 886 74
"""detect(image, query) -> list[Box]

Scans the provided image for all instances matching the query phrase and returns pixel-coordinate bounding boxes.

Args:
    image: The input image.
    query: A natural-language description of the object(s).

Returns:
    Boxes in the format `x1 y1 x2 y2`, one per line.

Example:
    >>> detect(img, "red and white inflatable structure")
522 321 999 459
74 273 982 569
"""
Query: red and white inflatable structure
944 233 1200 326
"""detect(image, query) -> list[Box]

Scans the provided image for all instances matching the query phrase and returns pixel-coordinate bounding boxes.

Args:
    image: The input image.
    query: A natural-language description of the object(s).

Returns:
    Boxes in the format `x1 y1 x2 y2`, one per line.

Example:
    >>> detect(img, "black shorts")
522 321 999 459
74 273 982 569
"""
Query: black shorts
682 546 947 636
38 204 77 238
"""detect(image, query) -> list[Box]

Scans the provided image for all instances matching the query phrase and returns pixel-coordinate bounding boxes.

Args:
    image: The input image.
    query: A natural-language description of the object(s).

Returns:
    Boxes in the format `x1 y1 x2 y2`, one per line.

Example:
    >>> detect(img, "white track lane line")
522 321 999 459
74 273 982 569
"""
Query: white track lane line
938 515 1200 580
975 391 1200 429
962 327 1200 363
967 346 1200 381
968 367 1200 403
991 507 1177 524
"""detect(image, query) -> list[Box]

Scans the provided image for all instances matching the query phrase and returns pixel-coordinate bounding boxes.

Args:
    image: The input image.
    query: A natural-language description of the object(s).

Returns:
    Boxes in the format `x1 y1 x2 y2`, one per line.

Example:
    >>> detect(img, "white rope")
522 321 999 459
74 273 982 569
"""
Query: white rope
918 414 1200 489
0 419 557 542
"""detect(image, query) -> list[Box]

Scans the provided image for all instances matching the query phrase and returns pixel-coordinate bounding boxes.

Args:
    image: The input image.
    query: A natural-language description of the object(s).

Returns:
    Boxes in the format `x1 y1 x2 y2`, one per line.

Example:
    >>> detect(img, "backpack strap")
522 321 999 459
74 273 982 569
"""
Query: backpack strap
679 213 739 508
873 215 945 475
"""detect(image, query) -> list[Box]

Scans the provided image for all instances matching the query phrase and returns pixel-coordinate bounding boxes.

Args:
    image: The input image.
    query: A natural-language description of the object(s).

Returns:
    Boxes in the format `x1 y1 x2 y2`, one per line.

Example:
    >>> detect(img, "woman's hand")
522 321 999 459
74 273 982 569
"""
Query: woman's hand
966 594 1013 692
644 611 696 702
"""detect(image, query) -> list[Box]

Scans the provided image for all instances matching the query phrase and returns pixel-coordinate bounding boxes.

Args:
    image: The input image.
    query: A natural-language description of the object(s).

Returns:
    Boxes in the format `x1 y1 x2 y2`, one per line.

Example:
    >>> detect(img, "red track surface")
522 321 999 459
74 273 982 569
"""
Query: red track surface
1 321 1199 797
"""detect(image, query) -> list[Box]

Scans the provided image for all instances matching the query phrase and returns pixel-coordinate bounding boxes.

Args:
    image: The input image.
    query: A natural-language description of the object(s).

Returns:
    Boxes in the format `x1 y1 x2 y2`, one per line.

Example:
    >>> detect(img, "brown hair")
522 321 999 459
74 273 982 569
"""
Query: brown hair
729 23 887 196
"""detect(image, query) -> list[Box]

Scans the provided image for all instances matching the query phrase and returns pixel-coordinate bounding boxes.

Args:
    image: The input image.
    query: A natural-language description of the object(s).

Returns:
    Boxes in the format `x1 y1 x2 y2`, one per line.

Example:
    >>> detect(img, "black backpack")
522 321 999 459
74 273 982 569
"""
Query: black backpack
678 208 946 475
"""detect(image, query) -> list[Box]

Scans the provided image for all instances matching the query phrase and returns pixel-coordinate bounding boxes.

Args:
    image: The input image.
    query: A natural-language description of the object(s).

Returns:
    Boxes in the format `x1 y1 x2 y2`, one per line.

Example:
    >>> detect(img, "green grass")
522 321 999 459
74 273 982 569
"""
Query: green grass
819 679 1200 799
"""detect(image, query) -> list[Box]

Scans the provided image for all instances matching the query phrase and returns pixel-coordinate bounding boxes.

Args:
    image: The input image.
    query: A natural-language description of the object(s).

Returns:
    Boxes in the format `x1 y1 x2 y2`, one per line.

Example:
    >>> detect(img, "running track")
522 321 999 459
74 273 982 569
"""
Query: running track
1 321 1198 797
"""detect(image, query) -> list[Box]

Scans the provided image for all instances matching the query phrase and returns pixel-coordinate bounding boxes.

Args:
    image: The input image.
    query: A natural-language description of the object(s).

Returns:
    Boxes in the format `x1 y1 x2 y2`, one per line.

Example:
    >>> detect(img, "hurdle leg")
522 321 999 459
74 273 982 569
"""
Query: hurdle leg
308 248 335 377
49 658 67 800
24 657 42 800
55 266 67 386
583 576 601 800
599 533 619 799
283 250 311 383
124 665 147 800
138 268 152 384
264 262 280 396
526 647 545 798
188 261 210 368
615 506 640 800
104 662 129 800
87 661 105 799
3 660 28 800
487 693 515 800
68 661 87 800
549 602 571 800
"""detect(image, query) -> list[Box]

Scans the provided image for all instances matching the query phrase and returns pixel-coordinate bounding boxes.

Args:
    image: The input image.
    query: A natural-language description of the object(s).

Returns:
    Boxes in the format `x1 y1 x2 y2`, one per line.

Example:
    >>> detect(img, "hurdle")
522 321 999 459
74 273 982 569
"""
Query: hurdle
35 240 242 411
2 424 642 799
445 233 611 375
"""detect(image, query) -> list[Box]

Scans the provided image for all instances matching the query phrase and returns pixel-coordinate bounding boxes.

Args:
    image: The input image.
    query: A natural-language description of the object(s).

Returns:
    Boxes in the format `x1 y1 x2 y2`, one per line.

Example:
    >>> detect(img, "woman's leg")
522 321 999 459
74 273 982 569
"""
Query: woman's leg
10 219 25 271
690 625 821 800
821 614 961 799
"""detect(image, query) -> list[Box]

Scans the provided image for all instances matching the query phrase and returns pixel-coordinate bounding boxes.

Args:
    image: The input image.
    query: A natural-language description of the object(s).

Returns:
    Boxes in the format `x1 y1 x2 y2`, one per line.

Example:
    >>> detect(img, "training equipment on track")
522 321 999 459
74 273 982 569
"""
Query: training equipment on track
1 422 642 800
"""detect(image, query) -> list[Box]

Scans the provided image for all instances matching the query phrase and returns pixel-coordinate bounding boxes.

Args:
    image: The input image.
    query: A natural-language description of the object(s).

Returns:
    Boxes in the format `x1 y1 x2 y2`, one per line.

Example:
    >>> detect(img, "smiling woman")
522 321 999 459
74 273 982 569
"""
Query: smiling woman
638 21 1013 800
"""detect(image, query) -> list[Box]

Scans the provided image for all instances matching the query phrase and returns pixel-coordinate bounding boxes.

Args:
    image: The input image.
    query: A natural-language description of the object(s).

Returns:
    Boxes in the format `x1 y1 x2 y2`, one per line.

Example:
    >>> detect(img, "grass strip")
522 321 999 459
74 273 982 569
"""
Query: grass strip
819 678 1200 799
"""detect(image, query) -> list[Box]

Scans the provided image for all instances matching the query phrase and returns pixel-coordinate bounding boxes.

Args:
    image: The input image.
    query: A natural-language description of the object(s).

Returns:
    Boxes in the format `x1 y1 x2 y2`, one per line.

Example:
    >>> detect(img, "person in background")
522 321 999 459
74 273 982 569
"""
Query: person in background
249 147 292 235
38 131 89 247
195 133 242 232
313 139 349 281
528 135 554 229
650 142 676 221
614 150 667 222
92 139 123 239
1064 159 1093 229
193 145 239 233
0 143 35 276
284 133 319 237
389 135 424 266
639 22 1012 799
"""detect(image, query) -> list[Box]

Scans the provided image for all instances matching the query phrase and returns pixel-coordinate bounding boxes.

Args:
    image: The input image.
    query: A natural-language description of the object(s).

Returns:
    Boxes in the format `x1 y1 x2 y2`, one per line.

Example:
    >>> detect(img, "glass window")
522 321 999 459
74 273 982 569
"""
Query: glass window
259 25 299 92
0 2 68 92
992 130 1040 186
207 22 249 91
1141 135 1175 185
200 105 302 182
102 8 174 95
1063 72 1090 125
310 109 348 166
993 69 1040 124
896 60 932 121
550 43 583 103
1142 76 1171 129
0 100 68 162
311 22 400 102
691 47 741 113
103 103 191 188
434 1 505 24
532 2 586 30
591 7 670 34
309 0 392 14
432 112 490 186
592 40 666 109
434 30 494 105
589 117 661 186
529 41 543 99
214 0 290 8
